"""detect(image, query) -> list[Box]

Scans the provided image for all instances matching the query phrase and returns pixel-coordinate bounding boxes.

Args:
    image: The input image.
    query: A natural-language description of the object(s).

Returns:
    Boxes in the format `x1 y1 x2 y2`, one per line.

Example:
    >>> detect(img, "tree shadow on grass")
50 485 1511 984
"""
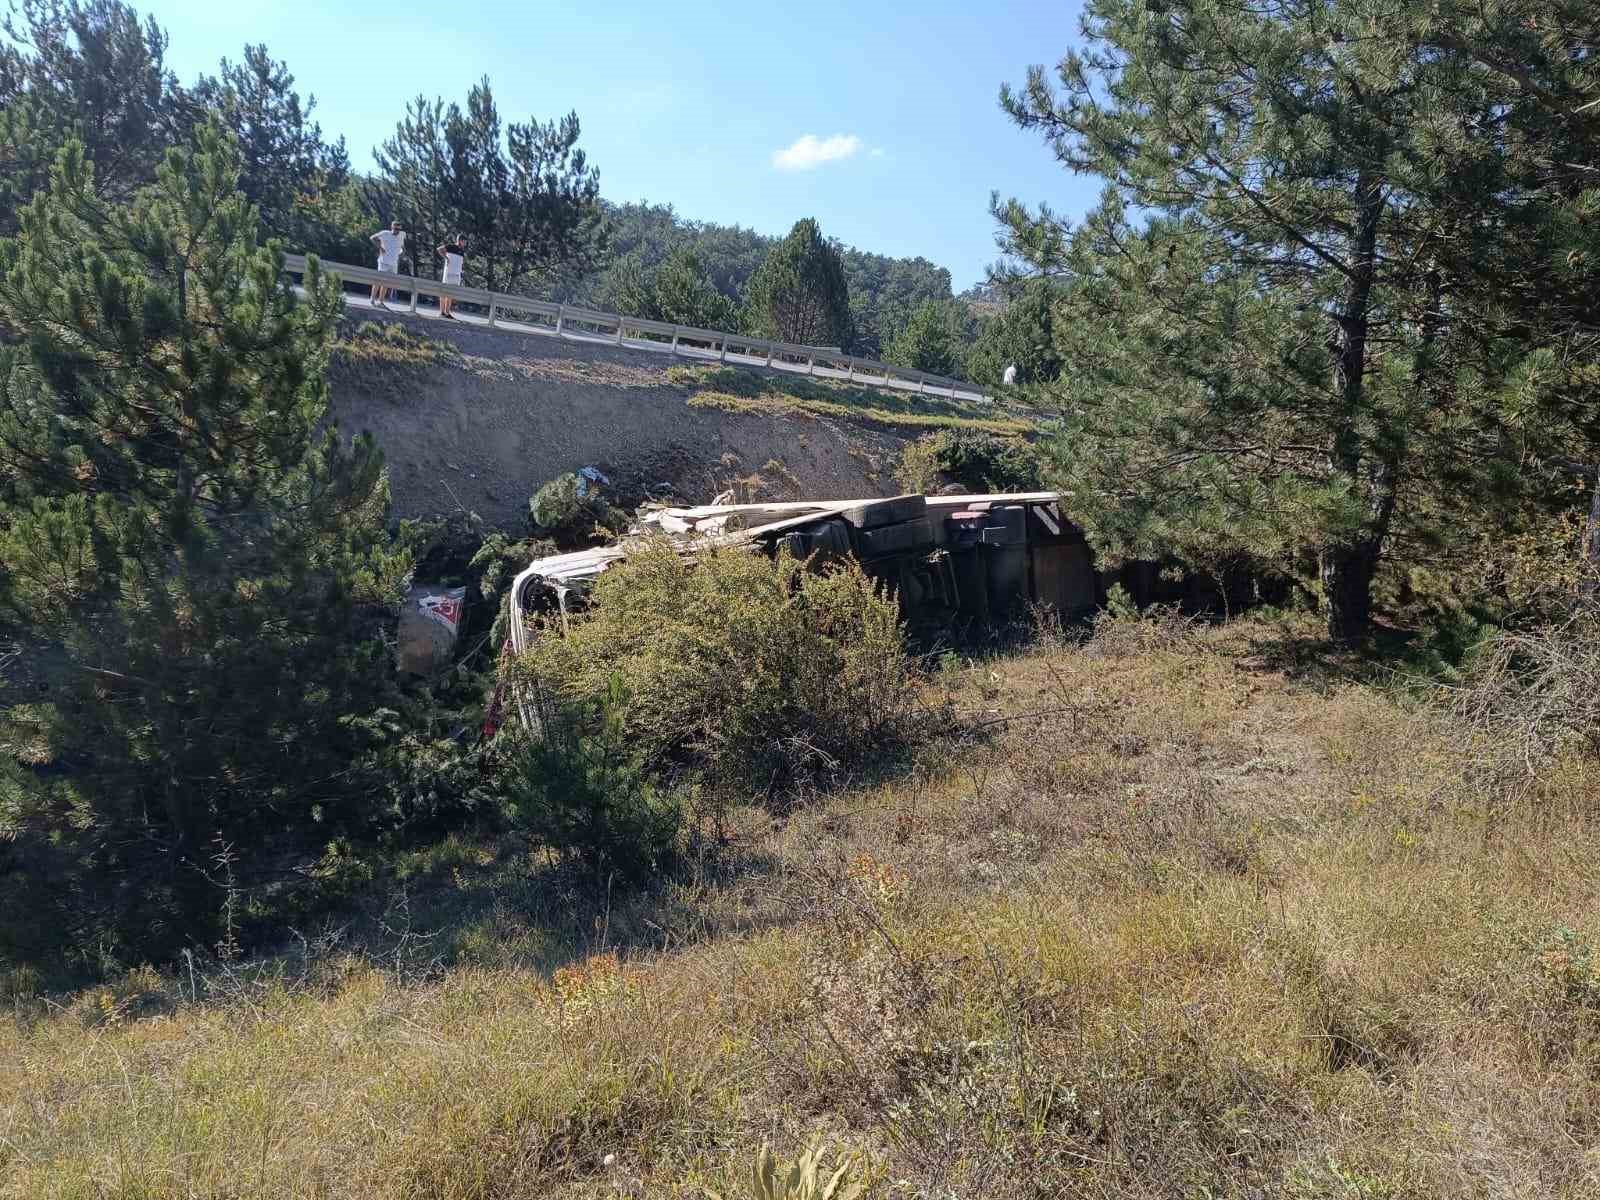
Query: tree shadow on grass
1233 617 1421 692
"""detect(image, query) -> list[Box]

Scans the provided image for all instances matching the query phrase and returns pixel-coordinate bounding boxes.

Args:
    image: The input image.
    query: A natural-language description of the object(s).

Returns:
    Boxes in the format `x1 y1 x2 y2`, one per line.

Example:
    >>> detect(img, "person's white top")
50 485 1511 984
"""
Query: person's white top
374 229 405 270
441 249 464 285
1003 363 1018 386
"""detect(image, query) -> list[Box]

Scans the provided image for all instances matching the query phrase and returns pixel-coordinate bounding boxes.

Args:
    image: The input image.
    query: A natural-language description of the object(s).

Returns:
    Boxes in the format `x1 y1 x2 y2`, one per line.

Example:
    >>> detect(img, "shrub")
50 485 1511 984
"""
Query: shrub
503 675 680 882
1449 603 1600 789
894 429 1045 495
529 472 622 549
713 1142 865 1200
517 539 918 799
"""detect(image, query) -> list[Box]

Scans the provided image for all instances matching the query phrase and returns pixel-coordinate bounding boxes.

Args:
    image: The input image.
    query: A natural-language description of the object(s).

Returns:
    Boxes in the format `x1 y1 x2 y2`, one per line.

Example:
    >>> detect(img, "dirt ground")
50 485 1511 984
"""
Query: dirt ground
327 310 908 530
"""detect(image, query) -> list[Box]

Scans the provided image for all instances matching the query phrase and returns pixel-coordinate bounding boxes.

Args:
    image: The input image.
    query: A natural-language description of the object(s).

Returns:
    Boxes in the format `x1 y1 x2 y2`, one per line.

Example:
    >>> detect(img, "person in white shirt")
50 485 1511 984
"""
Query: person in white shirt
435 234 466 319
1003 362 1018 386
368 221 406 309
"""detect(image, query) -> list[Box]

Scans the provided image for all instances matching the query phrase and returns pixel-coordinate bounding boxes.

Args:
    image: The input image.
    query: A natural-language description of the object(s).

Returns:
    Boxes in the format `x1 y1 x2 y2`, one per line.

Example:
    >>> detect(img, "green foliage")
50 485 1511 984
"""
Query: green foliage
0 127 407 965
895 429 1045 494
337 320 461 367
598 246 737 329
746 218 853 349
964 277 1064 387
373 77 604 293
529 473 622 550
0 0 186 227
885 298 973 378
1103 582 1138 620
998 0 1600 640
551 202 954 359
504 675 680 882
650 247 738 328
1393 611 1499 688
714 1142 865 1200
517 540 918 798
193 44 353 257
371 95 452 275
844 251 955 359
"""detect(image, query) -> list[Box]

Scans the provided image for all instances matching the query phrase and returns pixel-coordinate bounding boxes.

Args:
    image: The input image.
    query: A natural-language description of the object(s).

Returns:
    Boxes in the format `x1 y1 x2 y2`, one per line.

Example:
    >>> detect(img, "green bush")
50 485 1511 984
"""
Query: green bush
895 429 1045 495
516 539 918 799
504 675 680 881
529 473 622 549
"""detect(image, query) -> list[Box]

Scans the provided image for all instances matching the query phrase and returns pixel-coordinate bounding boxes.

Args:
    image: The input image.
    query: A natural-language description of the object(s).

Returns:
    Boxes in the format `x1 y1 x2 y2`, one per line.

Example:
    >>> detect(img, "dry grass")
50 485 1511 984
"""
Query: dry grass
667 365 1034 437
334 320 462 367
3 617 1598 1198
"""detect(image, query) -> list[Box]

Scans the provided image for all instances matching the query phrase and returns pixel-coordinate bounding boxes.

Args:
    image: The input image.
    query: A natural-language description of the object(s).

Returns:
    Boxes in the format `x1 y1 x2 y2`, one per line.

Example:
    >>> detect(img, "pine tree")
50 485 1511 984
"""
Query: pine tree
412 78 605 295
998 0 1600 638
0 0 190 230
648 247 737 329
0 126 408 962
443 79 507 289
373 95 453 277
193 44 352 256
886 299 969 377
966 278 1064 387
746 218 853 349
500 108 605 292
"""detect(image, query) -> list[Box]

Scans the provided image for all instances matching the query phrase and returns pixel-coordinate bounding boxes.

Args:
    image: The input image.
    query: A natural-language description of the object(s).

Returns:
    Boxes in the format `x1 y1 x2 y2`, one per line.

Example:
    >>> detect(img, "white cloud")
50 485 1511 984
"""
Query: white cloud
772 133 863 171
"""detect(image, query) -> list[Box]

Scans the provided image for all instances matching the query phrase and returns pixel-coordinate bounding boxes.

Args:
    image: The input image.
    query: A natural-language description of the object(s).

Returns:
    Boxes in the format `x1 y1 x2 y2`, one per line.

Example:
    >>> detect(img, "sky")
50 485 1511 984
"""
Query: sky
138 0 1099 291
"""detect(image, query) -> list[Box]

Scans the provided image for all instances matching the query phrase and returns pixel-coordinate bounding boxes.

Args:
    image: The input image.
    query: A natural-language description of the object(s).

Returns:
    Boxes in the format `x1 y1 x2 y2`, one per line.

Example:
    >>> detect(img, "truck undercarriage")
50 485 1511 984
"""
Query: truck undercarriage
505 492 1102 662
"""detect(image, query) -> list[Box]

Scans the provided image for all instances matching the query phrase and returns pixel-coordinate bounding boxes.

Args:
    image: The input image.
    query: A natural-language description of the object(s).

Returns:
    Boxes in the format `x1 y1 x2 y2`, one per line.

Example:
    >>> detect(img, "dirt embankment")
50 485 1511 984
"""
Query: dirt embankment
326 311 907 530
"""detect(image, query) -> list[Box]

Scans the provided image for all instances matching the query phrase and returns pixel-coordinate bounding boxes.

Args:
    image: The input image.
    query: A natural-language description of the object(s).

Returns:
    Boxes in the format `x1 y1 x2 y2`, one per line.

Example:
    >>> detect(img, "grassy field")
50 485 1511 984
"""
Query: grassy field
668 364 1037 437
3 615 1597 1198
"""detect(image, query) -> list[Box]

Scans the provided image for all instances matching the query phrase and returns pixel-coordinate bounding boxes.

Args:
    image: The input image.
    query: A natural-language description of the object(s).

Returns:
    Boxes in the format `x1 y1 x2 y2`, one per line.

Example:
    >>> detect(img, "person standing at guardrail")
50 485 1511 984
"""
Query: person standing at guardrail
436 233 466 319
368 221 407 309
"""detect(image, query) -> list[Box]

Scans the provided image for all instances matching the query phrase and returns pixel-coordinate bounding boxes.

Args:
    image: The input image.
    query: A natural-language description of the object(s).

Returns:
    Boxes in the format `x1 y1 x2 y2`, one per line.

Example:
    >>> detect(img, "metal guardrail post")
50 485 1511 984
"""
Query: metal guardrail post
765 342 774 367
409 276 419 313
614 318 625 345
671 327 680 355
719 337 727 363
846 357 856 382
555 305 565 335
807 355 815 376
488 302 498 327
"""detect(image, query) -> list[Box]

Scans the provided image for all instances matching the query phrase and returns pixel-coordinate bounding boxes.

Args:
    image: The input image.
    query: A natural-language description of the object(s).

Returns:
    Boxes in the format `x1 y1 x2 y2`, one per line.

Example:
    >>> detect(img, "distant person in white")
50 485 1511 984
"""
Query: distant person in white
1003 362 1018 386
436 234 466 320
368 221 406 309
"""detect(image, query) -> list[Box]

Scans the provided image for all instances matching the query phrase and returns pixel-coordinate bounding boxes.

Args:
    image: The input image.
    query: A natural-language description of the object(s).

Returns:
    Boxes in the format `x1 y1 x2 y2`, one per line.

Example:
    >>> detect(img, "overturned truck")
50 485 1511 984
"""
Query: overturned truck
506 492 1101 661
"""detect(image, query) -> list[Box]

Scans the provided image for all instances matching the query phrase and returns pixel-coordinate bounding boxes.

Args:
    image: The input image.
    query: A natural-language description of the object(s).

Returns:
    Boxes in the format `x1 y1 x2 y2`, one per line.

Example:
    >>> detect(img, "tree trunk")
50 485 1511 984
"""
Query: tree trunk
1324 172 1386 641
1322 539 1381 641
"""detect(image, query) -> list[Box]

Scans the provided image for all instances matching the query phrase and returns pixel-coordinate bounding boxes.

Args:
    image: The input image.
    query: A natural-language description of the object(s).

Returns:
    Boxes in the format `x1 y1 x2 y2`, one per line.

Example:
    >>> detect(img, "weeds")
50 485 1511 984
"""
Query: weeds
4 615 1598 1198
668 364 1031 436
335 320 460 367
1447 603 1600 793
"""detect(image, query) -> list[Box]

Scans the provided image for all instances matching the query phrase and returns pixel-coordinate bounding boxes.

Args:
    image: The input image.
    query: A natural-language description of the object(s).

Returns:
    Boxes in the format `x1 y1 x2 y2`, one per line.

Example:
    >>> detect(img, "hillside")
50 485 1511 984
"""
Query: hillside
327 312 1026 528
5 615 1596 1198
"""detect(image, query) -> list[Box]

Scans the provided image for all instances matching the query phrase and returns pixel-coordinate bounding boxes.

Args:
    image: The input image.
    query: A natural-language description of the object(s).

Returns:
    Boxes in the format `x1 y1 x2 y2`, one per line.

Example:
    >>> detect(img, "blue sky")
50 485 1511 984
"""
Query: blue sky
139 0 1098 290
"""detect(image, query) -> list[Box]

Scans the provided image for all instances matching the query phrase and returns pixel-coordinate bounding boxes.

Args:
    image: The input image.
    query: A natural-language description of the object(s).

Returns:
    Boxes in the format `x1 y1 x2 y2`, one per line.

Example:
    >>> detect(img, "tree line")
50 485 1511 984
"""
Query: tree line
0 0 1027 375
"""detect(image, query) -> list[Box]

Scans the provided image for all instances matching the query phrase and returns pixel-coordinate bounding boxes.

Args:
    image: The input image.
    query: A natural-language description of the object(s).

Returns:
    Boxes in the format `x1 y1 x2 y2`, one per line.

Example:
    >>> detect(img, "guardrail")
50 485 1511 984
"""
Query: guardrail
281 254 990 403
